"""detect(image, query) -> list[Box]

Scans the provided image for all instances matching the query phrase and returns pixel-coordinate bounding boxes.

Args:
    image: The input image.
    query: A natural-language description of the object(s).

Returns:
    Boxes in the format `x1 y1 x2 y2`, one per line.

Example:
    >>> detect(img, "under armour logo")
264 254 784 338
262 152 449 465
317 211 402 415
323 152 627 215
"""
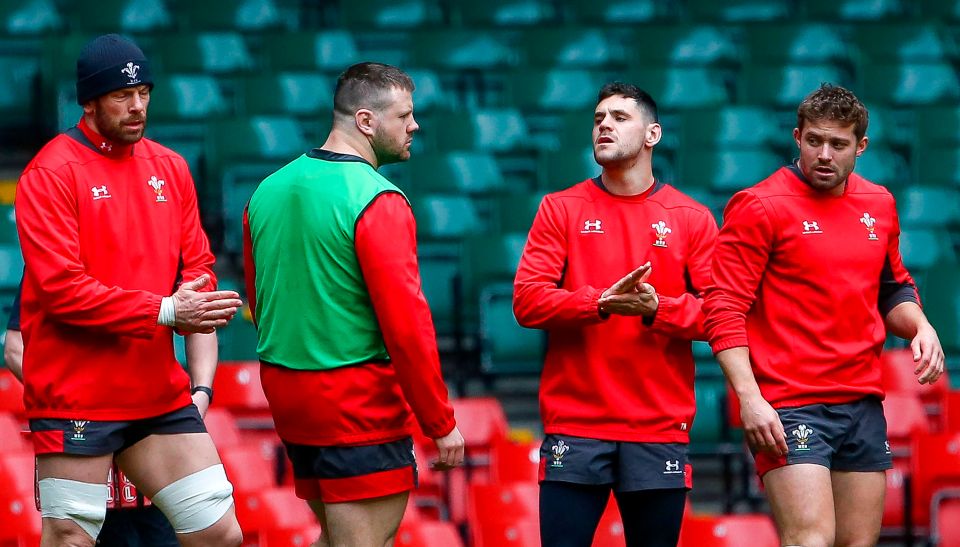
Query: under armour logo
99 141 112 152
664 460 682 474
91 185 111 200
802 220 822 234
580 219 604 234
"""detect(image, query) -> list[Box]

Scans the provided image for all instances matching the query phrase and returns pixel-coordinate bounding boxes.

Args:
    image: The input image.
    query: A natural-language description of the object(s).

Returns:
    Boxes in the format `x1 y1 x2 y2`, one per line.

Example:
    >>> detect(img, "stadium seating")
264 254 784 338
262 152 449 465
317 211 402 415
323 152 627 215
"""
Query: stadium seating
519 28 626 68
679 513 779 546
0 0 61 35
62 0 172 33
396 519 465 546
176 0 284 32
910 431 960 525
742 23 851 65
453 0 558 28
882 349 951 421
686 0 791 21
0 413 27 455
932 497 960 547
478 284 544 376
0 369 24 417
154 32 255 74
256 488 321 547
467 482 539 547
631 25 739 67
339 0 443 28
804 0 907 20
211 361 270 418
562 0 666 24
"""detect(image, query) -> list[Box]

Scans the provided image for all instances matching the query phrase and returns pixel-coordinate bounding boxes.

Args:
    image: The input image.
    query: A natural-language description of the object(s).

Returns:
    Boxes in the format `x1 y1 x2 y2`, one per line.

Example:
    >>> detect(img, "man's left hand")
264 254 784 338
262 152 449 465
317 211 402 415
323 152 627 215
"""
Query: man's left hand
598 263 658 317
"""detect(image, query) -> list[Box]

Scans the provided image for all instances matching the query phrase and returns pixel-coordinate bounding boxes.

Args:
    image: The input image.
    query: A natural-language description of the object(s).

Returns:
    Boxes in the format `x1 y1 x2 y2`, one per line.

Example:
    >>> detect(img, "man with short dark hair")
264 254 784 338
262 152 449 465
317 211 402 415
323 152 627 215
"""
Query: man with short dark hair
514 82 718 546
705 83 945 547
243 62 464 547
16 33 244 547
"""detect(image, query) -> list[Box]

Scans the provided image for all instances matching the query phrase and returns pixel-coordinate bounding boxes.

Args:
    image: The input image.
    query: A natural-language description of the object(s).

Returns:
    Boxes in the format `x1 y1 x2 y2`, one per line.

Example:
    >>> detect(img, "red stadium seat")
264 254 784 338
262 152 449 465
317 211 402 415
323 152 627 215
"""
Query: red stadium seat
467 482 539 547
680 513 779 547
492 438 540 484
220 445 279 535
882 461 909 527
883 392 929 450
0 412 28 455
257 487 321 547
943 390 960 432
0 490 40 544
212 361 270 419
0 452 35 501
0 369 24 417
593 495 625 547
933 497 960 547
882 349 950 429
203 407 241 449
911 432 960 526
452 397 510 452
396 519 465 547
475 516 540 547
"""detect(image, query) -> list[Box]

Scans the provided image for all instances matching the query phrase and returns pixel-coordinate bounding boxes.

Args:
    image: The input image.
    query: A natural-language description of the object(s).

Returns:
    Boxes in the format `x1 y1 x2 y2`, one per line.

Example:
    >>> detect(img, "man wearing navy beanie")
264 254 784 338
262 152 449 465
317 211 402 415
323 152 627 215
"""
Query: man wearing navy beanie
15 34 244 546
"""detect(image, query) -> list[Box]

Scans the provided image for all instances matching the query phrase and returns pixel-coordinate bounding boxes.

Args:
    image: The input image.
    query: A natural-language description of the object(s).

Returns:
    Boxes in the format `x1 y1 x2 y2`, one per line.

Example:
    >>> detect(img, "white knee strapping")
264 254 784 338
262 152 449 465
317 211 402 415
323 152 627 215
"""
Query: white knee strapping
150 463 235 534
38 478 109 540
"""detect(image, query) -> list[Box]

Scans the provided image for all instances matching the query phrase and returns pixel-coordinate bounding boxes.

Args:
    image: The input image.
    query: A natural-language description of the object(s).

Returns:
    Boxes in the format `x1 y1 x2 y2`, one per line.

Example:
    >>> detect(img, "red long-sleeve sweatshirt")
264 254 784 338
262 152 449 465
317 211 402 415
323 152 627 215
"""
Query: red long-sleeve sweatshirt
704 165 919 409
514 179 718 443
15 119 216 421
244 191 455 445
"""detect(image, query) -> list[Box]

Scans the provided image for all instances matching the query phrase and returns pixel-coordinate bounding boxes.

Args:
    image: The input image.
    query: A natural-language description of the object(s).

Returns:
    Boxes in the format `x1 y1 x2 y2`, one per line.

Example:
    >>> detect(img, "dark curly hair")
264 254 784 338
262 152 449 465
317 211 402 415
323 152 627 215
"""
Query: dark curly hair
797 83 869 140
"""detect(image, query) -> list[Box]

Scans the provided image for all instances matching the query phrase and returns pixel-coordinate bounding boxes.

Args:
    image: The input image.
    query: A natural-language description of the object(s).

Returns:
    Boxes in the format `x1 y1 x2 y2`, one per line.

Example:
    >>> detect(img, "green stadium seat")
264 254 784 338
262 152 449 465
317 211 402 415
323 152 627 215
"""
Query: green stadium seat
0 246 23 290
899 228 956 271
454 0 558 27
538 148 598 191
0 0 61 35
860 63 960 106
0 55 39 129
631 25 740 67
920 265 960 351
742 23 850 65
263 31 359 72
217 315 259 361
624 67 731 110
155 32 254 74
241 73 331 116
864 106 912 148
0 206 17 245
417 253 459 335
852 145 910 188
563 0 665 24
149 74 228 121
177 0 283 31
680 106 779 148
431 109 528 152
478 283 543 376
63 0 171 33
681 149 784 192
519 28 625 68
338 0 443 28
506 69 605 111
739 64 852 108
55 80 83 132
915 147 960 186
854 24 954 63
406 69 452 112
915 107 960 145
220 166 272 255
410 194 485 239
494 192 545 233
691 378 726 447
804 0 907 20
894 186 960 227
410 31 517 69
459 233 527 315
407 152 505 194
686 0 790 21
206 116 306 176
918 0 960 20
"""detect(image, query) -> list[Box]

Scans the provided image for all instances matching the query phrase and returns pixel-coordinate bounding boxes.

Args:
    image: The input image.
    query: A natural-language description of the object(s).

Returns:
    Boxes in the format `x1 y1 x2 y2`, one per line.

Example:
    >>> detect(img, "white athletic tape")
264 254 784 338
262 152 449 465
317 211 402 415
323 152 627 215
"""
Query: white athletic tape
38 478 109 540
151 464 234 534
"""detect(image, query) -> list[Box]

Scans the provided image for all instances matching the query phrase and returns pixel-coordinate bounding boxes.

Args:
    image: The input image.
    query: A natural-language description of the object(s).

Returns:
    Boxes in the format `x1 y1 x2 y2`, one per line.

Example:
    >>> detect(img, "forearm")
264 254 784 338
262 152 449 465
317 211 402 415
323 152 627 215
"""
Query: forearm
3 330 23 382
715 346 763 402
185 332 218 388
885 301 931 340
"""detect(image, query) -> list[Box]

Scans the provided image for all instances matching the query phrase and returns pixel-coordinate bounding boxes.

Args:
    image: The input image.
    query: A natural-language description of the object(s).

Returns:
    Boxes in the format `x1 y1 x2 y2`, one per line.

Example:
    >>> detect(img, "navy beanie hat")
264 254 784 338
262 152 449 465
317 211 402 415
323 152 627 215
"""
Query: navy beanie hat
76 34 153 105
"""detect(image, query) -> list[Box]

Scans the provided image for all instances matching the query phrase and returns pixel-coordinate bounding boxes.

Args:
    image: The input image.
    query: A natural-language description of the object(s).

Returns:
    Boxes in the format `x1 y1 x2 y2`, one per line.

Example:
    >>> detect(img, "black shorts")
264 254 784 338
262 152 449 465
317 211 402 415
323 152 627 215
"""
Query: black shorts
29 405 206 456
538 434 691 492
754 396 892 477
283 437 418 503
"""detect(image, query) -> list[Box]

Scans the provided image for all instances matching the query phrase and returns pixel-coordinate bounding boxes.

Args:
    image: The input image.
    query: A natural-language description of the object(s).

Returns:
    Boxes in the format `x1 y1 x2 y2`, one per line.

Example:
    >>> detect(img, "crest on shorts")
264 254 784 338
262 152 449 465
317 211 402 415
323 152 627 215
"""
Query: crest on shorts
792 424 814 451
71 420 89 441
550 439 569 468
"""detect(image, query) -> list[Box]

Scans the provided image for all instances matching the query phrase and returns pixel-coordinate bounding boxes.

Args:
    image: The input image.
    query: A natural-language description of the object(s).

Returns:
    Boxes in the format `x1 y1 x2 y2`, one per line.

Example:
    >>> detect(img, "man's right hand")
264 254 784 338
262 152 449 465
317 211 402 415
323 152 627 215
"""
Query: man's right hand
740 394 788 456
172 275 243 334
431 426 465 471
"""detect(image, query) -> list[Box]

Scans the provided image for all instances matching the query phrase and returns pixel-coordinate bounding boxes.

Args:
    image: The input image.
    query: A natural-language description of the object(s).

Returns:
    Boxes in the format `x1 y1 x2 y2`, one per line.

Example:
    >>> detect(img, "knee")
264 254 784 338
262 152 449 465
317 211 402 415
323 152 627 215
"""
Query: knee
782 531 834 547
42 520 98 547
214 521 243 547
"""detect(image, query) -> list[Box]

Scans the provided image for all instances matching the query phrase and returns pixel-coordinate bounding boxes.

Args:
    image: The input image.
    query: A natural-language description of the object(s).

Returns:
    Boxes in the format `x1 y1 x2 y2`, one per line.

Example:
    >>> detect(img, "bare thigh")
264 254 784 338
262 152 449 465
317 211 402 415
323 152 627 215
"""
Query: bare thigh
37 453 115 545
763 463 836 547
832 470 885 547
313 492 409 547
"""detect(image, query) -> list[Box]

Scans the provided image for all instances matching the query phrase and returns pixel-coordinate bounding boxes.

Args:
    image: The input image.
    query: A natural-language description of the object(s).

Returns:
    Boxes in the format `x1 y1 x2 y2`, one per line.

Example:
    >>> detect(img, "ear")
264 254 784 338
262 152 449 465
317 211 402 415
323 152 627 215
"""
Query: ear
646 122 662 147
81 99 97 116
793 127 802 149
355 108 377 137
855 135 869 157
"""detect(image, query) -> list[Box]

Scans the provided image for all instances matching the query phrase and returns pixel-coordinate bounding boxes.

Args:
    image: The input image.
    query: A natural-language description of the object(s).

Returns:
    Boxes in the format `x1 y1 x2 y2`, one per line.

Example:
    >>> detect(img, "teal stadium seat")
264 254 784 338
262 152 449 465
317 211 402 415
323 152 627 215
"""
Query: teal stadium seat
632 25 740 67
681 149 783 192
149 74 228 122
860 63 960 106
177 0 283 31
804 0 907 20
0 246 23 290
691 378 726 448
411 31 517 69
506 69 605 111
417 254 459 338
206 116 306 178
0 0 61 35
895 186 960 227
406 69 452 112
920 265 960 351
410 194 485 240
852 145 910 188
0 55 39 130
743 23 851 65
915 148 960 186
899 228 956 271
155 32 254 74
431 109 528 152
563 0 667 24
338 0 443 28
739 64 852 108
478 284 543 376
915 107 960 145
241 73 331 116
854 23 954 63
264 31 359 72
459 233 527 320
0 206 17 245
686 0 790 21
407 152 505 195
680 106 780 148
454 0 558 27
539 148 598 191
63 0 171 33
494 192 546 233
519 28 626 68
625 67 731 110
918 0 960 20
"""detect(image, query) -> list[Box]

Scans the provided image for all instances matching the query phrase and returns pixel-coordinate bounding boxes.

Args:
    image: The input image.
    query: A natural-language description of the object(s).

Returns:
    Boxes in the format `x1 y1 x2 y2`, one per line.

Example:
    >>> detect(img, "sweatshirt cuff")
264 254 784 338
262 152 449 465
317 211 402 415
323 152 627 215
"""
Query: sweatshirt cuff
139 294 163 338
590 287 611 322
710 335 749 354
420 410 456 440
648 294 676 329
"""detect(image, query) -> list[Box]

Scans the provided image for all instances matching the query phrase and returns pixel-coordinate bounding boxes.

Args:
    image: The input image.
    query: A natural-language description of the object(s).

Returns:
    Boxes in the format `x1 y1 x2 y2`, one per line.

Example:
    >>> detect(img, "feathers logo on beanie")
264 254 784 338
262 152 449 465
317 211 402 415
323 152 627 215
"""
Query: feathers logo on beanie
76 34 153 105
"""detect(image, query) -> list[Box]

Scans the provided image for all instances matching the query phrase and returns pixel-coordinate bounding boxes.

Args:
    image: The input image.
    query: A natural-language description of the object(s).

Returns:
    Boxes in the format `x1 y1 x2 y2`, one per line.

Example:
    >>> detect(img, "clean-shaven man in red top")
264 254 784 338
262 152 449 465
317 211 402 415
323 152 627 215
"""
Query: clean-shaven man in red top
15 34 243 547
514 82 718 547
704 84 944 547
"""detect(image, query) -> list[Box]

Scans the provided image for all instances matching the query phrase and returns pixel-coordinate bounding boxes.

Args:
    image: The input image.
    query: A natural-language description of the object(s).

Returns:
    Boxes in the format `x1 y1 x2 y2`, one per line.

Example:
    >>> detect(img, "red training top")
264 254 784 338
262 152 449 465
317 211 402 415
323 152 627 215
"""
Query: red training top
514 179 717 443
704 165 918 408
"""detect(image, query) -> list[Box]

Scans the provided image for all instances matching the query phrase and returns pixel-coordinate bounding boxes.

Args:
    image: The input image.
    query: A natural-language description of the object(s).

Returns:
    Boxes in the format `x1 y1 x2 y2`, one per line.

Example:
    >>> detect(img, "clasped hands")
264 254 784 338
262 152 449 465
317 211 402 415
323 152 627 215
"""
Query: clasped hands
598 262 658 318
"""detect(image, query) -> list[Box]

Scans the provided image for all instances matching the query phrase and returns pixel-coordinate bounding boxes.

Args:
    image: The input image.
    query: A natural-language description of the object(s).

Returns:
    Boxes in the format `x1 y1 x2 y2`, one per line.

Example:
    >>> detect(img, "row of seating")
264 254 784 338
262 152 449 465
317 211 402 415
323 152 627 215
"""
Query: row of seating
4 0 960 36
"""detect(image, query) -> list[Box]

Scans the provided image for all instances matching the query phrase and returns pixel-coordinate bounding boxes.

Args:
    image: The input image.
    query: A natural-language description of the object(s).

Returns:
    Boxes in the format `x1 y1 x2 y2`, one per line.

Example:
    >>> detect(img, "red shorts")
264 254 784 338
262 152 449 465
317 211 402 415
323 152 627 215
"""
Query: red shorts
283 437 418 503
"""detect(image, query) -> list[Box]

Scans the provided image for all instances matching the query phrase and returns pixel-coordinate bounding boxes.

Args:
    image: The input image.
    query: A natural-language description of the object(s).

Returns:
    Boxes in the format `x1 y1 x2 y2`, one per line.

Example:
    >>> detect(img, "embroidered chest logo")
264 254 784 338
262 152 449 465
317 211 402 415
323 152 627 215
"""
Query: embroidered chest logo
148 176 167 202
802 220 822 235
71 420 89 441
860 213 879 241
550 439 569 468
121 62 140 85
664 459 682 475
91 185 112 200
652 220 672 247
580 219 604 234
792 424 814 451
